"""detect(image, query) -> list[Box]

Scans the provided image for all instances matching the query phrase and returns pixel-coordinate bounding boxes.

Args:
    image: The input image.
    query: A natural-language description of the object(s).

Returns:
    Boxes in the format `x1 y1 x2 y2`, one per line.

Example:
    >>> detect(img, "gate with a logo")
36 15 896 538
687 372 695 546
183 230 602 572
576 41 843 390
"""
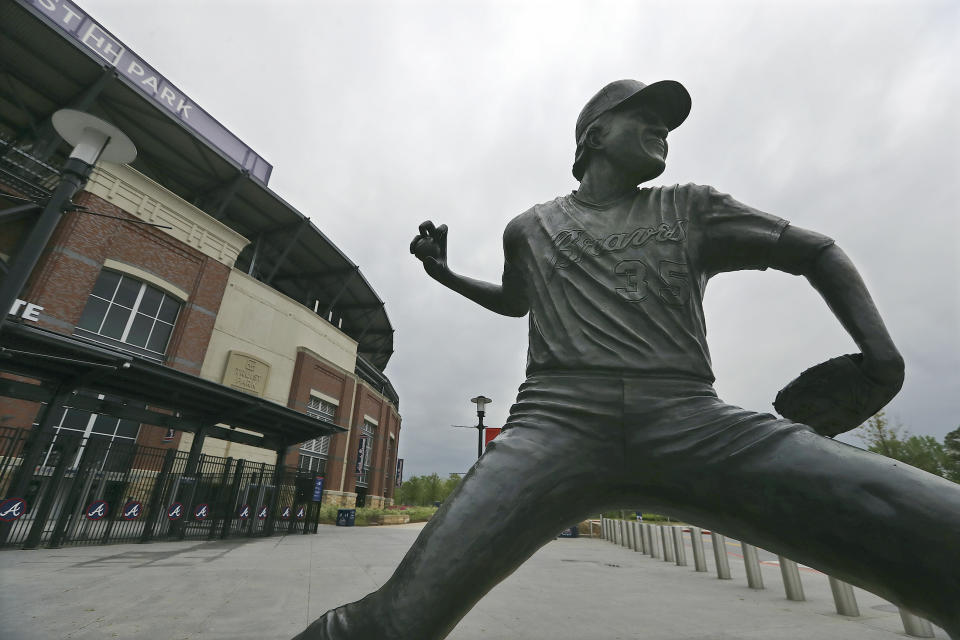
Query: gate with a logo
0 426 321 549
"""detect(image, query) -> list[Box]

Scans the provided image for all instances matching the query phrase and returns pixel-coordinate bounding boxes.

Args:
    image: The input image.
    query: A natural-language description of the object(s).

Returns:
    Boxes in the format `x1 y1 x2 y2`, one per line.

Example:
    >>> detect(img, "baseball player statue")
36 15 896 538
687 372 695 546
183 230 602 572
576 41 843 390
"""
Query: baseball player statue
295 80 960 639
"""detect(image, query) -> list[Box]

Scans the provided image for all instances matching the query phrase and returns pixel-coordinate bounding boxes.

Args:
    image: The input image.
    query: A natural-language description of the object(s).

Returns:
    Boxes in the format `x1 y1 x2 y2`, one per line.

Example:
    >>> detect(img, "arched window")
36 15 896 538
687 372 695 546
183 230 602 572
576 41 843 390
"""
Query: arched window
74 269 181 361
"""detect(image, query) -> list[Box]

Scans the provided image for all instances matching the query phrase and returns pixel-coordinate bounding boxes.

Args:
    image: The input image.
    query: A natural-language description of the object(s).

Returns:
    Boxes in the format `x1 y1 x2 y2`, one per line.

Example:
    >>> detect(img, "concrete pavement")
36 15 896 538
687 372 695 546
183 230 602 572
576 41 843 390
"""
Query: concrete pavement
0 522 949 639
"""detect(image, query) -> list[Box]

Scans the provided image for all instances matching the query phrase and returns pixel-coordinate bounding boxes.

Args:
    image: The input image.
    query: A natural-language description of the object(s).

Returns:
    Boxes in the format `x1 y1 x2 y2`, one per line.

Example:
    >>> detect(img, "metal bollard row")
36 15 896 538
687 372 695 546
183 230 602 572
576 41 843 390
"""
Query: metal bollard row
596 520 938 638
672 526 687 566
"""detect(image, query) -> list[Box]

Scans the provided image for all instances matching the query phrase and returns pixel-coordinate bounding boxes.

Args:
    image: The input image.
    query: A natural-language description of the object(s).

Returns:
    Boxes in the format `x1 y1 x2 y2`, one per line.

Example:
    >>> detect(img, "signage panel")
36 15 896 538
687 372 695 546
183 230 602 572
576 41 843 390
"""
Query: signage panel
312 476 324 502
0 498 27 521
223 351 271 397
355 436 368 473
395 459 403 487
19 0 273 184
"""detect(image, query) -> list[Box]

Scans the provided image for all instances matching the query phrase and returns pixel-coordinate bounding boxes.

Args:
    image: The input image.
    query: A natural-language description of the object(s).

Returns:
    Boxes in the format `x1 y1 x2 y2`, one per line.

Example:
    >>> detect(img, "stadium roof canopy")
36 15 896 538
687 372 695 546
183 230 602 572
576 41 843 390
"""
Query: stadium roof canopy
0 324 346 450
0 0 394 371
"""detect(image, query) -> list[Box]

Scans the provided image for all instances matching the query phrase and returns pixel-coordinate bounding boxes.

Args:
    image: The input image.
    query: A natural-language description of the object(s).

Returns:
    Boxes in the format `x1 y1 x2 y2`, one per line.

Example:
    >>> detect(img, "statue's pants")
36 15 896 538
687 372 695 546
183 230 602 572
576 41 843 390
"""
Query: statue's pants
295 374 960 639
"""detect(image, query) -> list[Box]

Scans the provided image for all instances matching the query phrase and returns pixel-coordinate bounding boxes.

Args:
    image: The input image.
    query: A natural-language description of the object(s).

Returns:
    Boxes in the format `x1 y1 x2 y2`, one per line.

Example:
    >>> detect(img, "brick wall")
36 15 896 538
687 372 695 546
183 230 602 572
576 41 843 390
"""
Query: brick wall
6 190 230 443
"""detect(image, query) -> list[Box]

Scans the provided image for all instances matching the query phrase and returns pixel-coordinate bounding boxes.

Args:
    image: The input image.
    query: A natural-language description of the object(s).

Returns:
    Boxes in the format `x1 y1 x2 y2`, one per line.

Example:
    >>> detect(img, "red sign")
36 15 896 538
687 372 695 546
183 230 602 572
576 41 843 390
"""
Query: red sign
484 428 502 449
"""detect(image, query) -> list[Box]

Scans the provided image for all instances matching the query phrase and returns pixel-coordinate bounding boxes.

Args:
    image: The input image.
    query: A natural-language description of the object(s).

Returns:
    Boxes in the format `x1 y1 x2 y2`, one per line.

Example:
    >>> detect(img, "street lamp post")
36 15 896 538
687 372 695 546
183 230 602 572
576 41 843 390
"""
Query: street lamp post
470 395 491 460
0 110 136 334
450 395 493 460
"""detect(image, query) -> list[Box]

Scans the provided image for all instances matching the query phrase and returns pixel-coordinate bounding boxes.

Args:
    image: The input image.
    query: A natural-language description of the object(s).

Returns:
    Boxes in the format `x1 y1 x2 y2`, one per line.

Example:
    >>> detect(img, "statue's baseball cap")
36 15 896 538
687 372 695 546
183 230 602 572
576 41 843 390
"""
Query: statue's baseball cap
573 79 691 180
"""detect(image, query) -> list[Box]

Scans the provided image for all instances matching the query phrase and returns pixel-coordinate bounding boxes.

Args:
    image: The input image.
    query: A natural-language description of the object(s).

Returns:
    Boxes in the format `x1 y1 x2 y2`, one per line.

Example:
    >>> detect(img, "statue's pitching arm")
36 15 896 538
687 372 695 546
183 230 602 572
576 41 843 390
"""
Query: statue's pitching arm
410 220 529 318
777 225 904 384
767 225 905 433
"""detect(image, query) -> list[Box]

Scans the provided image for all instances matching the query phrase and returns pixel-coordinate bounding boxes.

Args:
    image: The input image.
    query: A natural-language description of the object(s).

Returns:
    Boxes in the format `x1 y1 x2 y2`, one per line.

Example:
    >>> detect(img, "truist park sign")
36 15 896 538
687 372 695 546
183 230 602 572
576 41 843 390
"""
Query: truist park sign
20 0 273 185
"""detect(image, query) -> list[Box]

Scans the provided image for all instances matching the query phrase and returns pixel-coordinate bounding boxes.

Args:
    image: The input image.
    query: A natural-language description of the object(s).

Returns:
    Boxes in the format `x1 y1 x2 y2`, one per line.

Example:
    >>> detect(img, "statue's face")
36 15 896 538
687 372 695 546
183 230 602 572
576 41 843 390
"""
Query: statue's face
594 105 669 182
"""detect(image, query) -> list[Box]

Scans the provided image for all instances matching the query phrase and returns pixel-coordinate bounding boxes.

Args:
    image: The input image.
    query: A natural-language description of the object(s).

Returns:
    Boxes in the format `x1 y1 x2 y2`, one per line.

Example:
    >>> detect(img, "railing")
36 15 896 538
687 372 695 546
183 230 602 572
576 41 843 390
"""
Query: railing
598 516 939 638
0 426 321 549
0 135 59 201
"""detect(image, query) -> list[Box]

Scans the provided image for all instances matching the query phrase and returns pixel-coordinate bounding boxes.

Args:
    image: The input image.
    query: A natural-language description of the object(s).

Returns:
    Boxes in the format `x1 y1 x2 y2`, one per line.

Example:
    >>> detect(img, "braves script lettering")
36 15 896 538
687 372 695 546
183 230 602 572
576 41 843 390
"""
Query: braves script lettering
552 220 687 268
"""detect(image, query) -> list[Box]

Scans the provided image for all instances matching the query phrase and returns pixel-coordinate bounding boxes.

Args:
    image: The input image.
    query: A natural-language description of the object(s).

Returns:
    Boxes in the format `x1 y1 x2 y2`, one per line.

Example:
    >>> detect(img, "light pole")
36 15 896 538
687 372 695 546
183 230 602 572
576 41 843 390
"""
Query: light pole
0 110 136 334
452 395 492 460
470 395 491 459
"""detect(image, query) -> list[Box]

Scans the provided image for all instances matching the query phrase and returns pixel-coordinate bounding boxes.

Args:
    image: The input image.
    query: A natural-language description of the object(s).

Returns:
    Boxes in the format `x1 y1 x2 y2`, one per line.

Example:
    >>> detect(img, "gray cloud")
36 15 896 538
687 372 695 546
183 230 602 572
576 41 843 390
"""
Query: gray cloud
82 0 959 476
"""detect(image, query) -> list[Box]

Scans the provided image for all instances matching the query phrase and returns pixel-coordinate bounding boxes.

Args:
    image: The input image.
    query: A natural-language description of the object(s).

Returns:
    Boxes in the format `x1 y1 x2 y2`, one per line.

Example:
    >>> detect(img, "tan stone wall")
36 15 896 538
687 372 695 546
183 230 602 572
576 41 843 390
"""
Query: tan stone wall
321 490 357 507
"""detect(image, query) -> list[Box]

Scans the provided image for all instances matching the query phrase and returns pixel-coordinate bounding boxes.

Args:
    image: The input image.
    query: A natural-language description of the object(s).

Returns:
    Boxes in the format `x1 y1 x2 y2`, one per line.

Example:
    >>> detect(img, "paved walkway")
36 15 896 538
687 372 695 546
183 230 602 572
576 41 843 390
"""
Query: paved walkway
0 522 949 639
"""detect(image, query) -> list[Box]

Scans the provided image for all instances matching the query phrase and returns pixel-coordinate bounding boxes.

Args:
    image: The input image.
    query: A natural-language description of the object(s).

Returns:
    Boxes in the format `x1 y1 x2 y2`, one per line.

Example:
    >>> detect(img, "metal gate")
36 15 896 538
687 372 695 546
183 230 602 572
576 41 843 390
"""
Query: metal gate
0 426 320 549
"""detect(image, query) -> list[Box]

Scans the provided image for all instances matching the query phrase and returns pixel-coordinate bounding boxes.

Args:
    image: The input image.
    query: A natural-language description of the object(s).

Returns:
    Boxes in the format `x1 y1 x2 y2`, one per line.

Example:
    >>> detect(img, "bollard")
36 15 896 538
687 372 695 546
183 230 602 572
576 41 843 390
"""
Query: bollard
778 556 805 601
899 609 935 638
631 521 640 551
620 520 627 547
648 524 660 558
622 520 629 548
601 517 606 540
660 526 675 562
828 577 860 617
636 521 646 553
711 532 731 579
742 543 764 589
672 526 688 566
689 526 707 572
613 519 620 545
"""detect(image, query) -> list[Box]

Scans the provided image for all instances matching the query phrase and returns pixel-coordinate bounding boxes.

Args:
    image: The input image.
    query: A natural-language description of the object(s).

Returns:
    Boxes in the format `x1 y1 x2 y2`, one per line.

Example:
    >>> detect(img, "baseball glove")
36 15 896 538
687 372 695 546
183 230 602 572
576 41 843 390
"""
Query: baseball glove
773 353 900 437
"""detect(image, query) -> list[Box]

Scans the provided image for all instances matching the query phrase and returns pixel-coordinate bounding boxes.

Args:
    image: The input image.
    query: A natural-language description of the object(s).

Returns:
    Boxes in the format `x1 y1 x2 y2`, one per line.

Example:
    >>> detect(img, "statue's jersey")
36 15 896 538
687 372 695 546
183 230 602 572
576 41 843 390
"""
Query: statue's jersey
503 183 807 381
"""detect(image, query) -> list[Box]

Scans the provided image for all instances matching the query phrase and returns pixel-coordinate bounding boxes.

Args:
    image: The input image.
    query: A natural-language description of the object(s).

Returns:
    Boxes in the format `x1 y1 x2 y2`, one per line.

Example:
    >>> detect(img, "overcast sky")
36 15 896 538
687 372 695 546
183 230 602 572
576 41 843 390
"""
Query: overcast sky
80 0 959 479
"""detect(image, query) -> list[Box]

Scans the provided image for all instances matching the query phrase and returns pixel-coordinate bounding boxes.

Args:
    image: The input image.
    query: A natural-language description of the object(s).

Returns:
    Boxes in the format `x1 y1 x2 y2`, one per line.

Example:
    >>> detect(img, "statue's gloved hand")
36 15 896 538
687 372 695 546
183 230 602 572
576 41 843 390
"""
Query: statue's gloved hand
773 353 903 438
410 220 449 280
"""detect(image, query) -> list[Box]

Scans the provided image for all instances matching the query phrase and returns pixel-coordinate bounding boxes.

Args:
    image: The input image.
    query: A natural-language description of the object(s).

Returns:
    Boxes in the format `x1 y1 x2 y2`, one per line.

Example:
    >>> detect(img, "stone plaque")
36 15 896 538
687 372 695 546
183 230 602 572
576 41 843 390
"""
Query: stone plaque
223 351 270 397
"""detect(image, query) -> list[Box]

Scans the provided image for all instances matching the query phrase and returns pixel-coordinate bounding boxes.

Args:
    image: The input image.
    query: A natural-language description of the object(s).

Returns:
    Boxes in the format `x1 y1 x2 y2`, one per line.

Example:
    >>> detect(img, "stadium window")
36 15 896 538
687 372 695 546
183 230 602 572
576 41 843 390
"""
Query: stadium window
74 270 181 361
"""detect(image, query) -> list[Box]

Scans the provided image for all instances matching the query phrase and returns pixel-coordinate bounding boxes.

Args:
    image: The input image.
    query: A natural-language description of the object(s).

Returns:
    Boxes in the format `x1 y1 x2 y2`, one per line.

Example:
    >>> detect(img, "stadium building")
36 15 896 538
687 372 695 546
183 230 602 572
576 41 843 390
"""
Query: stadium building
0 0 401 548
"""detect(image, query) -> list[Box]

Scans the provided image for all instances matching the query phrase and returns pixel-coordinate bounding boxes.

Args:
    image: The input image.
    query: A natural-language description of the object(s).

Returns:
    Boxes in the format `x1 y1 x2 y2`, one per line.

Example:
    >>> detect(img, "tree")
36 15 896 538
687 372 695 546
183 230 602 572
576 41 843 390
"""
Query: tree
855 411 906 458
944 426 960 482
854 412 957 482
395 473 463 506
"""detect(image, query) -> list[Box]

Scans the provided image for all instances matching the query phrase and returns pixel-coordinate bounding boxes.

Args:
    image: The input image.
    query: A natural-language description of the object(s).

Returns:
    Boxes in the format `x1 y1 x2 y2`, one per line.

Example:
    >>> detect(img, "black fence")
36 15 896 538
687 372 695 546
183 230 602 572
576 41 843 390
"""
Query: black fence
0 427 322 549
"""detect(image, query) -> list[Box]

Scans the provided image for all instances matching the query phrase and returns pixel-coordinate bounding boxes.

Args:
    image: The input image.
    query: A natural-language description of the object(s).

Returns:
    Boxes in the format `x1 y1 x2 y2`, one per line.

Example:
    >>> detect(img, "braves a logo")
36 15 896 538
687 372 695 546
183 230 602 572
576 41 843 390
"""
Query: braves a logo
238 504 250 519
167 502 184 520
296 506 306 520
86 500 109 520
281 506 291 520
0 498 26 521
257 505 268 520
122 501 142 520
194 504 209 520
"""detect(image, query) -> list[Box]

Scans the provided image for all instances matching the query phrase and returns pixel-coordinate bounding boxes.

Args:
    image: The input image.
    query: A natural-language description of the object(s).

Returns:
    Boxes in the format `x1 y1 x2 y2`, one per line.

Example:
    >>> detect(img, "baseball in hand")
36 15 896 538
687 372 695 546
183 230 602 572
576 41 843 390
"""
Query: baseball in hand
412 238 442 261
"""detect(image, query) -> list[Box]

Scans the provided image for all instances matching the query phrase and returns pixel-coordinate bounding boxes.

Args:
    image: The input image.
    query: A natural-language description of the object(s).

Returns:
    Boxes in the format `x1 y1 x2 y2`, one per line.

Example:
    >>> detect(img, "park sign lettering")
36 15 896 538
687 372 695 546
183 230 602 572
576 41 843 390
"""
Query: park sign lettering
7 299 43 322
20 0 273 185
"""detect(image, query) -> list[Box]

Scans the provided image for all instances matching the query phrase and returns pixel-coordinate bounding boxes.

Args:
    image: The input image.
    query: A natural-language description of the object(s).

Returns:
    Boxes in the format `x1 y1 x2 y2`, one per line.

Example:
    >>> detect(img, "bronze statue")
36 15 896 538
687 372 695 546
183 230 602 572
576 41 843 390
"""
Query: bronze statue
295 80 960 639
